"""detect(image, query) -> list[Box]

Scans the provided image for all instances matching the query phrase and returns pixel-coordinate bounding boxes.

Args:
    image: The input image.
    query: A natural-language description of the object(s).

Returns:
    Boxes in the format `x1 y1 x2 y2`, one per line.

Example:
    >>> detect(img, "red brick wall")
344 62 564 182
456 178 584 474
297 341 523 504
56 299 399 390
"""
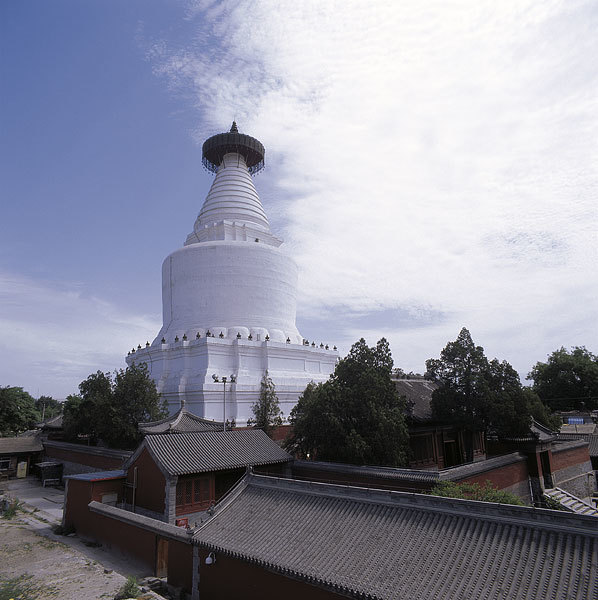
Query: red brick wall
458 460 529 490
44 445 124 470
86 511 157 571
64 479 192 593
198 550 344 600
551 445 590 471
64 479 92 530
127 448 166 515
64 478 124 530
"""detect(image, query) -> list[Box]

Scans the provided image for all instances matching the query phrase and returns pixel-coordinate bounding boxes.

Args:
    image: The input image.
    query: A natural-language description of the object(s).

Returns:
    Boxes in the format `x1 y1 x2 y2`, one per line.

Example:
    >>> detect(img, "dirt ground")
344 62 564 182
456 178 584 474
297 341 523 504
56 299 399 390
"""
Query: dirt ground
0 478 166 600
0 512 128 600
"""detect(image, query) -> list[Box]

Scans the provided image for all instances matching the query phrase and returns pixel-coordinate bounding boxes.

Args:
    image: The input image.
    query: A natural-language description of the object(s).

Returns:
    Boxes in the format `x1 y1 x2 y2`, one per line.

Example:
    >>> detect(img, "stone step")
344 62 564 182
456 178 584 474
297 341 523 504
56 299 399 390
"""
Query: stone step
543 487 598 516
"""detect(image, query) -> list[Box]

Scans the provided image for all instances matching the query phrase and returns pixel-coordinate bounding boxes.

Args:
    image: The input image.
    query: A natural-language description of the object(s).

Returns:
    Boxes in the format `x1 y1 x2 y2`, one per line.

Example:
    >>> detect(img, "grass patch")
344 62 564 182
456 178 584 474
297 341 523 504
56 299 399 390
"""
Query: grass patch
37 538 64 550
0 574 38 600
429 480 526 506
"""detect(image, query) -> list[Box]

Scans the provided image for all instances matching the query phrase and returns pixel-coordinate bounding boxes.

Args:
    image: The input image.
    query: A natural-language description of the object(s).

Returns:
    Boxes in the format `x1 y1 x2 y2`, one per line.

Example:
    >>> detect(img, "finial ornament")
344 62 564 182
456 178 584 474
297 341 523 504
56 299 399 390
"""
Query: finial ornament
202 123 265 175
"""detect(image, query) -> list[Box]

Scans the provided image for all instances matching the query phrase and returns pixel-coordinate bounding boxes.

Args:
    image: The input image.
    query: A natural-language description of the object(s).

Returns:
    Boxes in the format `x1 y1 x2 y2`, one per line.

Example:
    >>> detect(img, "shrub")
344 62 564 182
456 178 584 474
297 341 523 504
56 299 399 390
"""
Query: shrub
1 498 22 519
430 480 525 506
115 575 140 600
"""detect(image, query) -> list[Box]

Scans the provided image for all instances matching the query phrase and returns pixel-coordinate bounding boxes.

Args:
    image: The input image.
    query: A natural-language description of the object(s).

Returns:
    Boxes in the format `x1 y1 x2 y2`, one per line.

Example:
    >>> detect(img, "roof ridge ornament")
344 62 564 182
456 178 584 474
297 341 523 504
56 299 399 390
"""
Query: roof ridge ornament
230 121 238 133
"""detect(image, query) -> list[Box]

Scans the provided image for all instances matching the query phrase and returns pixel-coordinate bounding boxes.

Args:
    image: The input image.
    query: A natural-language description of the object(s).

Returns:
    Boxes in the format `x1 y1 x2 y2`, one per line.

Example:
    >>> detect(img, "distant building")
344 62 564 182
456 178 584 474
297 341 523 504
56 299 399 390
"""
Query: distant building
127 123 337 423
392 377 486 469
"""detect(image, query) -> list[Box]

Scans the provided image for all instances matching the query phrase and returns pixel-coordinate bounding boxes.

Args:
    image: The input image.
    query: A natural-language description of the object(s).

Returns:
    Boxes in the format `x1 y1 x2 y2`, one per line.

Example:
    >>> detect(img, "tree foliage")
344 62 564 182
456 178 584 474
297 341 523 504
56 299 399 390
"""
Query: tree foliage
248 371 283 437
35 395 62 421
429 480 525 506
426 328 558 455
528 346 598 411
62 363 167 449
286 338 409 467
0 387 40 435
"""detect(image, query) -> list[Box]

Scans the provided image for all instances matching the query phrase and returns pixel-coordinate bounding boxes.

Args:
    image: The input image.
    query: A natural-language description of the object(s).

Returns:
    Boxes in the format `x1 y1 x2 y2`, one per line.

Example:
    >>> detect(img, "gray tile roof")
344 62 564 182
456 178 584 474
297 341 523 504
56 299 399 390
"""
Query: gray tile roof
393 378 437 421
37 414 63 429
65 470 126 482
139 408 223 434
194 474 598 600
560 423 597 435
143 430 292 476
294 459 439 484
589 434 598 457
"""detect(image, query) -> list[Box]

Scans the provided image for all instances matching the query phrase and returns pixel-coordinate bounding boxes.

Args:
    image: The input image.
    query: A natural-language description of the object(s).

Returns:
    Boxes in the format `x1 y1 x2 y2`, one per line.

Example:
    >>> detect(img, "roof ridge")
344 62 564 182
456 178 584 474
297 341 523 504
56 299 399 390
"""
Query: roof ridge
246 474 598 537
169 408 186 430
139 408 182 428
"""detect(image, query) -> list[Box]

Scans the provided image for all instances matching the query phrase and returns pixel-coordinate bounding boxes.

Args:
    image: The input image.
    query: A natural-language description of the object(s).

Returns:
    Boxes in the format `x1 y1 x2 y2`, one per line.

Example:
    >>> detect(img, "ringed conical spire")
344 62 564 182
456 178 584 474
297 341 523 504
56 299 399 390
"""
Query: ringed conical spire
186 123 280 246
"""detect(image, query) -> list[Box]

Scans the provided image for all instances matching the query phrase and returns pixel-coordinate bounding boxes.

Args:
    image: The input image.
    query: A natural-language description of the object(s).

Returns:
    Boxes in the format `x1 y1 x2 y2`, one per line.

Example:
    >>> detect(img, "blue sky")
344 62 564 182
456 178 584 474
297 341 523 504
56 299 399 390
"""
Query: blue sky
1 0 597 399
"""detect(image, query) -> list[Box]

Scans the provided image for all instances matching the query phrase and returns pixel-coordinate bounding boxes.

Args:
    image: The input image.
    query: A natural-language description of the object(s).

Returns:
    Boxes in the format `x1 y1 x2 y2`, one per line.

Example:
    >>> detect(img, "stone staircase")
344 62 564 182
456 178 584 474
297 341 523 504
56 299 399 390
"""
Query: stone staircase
543 487 598 516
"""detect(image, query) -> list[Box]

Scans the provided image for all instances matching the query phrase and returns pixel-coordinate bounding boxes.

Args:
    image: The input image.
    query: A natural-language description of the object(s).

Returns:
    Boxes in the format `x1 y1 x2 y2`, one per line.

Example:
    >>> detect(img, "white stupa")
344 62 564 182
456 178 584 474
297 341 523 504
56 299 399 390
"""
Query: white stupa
127 123 338 423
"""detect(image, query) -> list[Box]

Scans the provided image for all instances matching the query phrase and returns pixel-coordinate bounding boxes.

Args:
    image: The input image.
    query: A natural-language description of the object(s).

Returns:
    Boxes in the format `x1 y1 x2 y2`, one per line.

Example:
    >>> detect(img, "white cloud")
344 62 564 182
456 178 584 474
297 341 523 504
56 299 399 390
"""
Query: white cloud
144 0 598 374
0 272 160 398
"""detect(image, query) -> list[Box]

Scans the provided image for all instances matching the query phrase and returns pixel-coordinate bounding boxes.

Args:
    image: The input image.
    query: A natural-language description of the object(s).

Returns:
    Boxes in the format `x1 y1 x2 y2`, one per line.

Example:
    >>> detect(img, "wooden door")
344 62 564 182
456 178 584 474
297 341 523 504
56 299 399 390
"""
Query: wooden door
156 538 168 578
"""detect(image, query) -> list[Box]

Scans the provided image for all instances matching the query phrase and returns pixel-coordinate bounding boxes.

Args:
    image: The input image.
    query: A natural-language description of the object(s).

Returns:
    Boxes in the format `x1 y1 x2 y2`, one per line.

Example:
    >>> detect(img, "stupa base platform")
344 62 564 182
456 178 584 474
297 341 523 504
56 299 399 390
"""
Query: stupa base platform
127 336 337 424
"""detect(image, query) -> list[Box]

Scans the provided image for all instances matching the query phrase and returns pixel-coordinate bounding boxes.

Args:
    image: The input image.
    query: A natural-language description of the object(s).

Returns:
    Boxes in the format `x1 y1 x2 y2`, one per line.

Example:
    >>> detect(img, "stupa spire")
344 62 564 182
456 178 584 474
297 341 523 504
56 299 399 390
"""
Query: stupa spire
186 123 280 247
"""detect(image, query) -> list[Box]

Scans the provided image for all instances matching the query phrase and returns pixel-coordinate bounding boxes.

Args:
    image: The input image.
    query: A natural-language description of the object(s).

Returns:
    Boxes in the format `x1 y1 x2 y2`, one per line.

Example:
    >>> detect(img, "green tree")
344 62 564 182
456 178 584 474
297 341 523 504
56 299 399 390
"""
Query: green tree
429 480 525 506
286 338 409 467
63 371 113 444
62 394 89 442
426 328 554 457
248 371 283 437
528 346 598 411
110 363 167 448
62 364 167 449
486 359 534 438
523 388 561 431
35 395 62 421
0 387 40 435
426 328 493 455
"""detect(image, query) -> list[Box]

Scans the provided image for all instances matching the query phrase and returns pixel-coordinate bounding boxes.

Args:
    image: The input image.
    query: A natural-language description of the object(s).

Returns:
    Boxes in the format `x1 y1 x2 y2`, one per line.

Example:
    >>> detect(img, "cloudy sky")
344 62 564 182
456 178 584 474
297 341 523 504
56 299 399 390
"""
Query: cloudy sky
1 0 597 399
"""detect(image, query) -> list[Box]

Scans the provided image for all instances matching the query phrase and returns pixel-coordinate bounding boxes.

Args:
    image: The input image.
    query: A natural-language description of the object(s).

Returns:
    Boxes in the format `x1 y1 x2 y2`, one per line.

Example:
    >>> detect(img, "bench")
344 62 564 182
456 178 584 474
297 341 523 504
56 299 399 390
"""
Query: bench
42 478 60 487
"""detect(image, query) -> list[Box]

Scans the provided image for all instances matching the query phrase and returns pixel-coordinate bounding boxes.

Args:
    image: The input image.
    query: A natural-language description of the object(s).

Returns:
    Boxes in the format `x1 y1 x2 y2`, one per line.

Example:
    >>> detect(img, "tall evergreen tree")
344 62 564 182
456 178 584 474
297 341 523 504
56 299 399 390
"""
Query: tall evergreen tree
248 371 283 438
287 338 409 467
426 328 557 459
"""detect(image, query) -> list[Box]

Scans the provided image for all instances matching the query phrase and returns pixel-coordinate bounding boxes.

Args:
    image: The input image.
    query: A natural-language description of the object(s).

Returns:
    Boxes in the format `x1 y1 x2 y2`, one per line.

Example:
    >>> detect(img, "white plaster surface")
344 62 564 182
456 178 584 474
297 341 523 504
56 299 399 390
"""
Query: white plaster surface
128 149 337 422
